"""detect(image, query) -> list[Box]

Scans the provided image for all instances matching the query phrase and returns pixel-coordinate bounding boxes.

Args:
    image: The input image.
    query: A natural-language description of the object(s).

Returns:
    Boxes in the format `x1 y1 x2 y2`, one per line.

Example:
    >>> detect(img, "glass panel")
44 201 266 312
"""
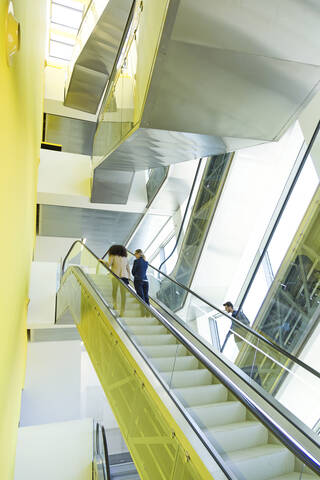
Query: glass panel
146 166 169 204
92 0 171 168
239 128 320 365
51 32 76 46
53 0 84 11
49 40 74 60
126 252 320 431
156 154 232 310
59 243 320 479
51 3 83 29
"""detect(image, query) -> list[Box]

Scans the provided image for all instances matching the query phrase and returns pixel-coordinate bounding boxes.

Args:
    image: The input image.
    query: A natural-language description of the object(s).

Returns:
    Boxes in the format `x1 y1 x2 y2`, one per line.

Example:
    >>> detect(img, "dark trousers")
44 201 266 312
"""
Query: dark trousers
134 279 149 305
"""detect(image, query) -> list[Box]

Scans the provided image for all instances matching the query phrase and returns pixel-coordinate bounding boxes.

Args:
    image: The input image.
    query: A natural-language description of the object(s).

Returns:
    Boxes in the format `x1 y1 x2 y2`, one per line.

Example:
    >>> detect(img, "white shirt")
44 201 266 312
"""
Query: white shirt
108 255 130 279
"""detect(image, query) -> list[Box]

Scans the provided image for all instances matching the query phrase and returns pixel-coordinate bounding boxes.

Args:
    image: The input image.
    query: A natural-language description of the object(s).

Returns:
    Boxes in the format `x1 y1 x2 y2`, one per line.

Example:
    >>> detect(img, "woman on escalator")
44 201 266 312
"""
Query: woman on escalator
132 249 150 312
105 244 131 317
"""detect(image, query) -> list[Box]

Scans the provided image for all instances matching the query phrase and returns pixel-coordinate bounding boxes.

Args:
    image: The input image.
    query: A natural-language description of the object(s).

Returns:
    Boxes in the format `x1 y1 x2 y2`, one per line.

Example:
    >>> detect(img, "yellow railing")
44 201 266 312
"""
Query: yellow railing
58 267 214 480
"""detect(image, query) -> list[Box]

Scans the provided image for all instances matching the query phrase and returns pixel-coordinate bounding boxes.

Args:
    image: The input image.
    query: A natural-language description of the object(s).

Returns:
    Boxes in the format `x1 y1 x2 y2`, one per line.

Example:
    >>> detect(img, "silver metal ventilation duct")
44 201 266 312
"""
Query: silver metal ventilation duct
91 0 320 172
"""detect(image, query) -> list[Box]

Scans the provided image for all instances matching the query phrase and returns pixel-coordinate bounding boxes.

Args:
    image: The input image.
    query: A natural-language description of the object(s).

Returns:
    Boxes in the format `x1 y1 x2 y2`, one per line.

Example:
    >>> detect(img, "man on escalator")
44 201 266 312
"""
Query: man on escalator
223 301 261 386
223 301 250 348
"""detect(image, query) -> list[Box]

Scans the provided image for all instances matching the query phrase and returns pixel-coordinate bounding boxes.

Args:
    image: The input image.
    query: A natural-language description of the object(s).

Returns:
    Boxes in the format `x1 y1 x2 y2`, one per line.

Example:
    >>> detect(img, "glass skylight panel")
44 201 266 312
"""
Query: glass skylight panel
51 3 83 29
51 32 76 46
53 0 84 11
49 39 74 61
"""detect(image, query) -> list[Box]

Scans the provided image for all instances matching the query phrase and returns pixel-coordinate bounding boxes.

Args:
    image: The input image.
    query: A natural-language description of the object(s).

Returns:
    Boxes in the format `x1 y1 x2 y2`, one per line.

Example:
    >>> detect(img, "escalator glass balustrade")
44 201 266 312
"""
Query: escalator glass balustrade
57 241 320 480
125 251 320 432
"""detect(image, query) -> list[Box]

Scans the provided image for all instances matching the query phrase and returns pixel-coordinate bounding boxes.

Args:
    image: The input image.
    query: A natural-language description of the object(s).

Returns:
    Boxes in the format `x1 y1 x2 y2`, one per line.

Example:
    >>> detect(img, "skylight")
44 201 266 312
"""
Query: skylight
48 0 86 63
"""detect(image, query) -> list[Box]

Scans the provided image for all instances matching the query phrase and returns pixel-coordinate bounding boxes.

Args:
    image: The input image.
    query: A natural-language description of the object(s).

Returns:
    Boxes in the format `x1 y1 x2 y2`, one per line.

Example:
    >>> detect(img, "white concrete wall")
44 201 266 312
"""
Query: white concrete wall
37 149 148 212
14 419 93 480
20 341 82 426
38 149 91 198
34 235 80 263
28 261 59 327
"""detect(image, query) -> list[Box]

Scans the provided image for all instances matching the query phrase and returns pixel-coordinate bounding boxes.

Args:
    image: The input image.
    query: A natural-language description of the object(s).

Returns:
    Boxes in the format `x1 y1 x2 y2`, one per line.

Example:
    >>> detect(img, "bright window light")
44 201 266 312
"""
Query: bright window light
51 3 83 29
53 0 84 11
50 39 74 60
51 32 75 45
51 23 78 36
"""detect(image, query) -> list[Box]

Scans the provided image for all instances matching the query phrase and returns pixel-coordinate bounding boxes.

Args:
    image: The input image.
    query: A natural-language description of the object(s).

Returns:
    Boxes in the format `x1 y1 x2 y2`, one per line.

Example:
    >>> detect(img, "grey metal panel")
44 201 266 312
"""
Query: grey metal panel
142 40 320 140
29 327 80 342
171 0 320 66
65 0 133 114
45 114 96 155
91 168 135 204
94 127 226 171
38 204 142 256
92 0 320 174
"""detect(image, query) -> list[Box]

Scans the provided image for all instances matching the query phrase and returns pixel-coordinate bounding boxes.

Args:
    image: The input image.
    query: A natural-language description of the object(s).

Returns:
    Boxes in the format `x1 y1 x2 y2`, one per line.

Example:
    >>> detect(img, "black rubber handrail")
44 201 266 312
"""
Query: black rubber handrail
61 241 320 476
95 423 111 480
101 425 111 480
63 240 320 380
66 260 320 476
125 250 320 380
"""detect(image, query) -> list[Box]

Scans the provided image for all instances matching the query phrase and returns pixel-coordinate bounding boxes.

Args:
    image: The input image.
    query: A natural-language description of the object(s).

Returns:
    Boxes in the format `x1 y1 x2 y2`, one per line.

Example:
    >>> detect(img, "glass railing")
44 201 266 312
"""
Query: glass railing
122 251 320 432
59 241 320 480
146 166 169 206
92 0 169 168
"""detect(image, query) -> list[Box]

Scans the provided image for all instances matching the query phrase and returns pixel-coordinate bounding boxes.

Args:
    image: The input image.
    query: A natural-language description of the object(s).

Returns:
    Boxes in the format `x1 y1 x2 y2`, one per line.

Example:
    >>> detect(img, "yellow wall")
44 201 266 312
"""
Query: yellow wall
0 1 47 478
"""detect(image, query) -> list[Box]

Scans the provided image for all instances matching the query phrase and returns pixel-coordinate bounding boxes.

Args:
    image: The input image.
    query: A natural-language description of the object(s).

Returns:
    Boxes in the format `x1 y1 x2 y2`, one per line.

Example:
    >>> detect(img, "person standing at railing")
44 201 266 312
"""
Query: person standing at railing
104 245 131 317
223 301 250 349
132 249 150 314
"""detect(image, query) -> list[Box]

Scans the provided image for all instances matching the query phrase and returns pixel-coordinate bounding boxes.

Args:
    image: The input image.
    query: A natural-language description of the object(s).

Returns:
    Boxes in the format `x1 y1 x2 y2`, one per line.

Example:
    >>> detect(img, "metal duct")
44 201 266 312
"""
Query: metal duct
92 0 320 172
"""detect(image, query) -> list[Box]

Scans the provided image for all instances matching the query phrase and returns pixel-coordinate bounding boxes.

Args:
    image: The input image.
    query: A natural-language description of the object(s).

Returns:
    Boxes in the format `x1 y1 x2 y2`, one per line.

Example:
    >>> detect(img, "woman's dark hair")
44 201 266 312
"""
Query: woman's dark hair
108 244 127 257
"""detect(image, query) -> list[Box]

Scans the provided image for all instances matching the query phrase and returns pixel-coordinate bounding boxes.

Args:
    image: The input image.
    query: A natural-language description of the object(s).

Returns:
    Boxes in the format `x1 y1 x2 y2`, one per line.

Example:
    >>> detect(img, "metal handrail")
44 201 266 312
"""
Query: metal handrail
101 425 111 480
66 262 320 476
127 250 320 380
95 423 111 480
61 241 320 476
67 272 236 480
63 240 320 380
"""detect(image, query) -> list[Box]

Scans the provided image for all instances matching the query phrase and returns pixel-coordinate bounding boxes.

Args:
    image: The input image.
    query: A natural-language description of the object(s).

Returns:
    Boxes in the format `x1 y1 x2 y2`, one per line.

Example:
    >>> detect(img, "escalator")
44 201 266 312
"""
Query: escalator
93 422 140 479
157 153 232 311
57 241 320 480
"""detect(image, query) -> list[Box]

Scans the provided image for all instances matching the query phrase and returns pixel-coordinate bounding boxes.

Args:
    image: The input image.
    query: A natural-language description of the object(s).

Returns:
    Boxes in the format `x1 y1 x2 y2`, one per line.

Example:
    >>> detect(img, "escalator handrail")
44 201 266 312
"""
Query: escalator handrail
101 425 111 480
67 275 237 479
63 239 320 378
95 423 111 480
62 243 320 475
126 249 320 381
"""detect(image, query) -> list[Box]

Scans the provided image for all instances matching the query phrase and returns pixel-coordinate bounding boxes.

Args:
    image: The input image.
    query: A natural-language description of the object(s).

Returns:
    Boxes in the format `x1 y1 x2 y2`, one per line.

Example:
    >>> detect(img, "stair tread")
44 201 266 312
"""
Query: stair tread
189 400 242 411
207 420 263 433
226 443 289 462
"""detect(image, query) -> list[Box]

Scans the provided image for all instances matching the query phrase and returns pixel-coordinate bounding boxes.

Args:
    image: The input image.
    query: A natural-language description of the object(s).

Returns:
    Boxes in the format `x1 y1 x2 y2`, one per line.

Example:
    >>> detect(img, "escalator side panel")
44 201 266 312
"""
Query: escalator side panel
57 270 214 480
